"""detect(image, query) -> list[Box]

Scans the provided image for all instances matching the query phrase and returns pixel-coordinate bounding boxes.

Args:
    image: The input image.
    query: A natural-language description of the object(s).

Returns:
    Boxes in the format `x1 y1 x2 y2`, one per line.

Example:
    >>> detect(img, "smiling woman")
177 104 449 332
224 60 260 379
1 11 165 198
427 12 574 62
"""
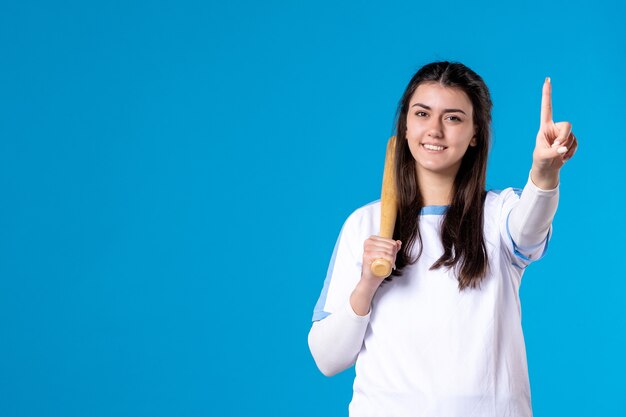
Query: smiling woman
407 83 476 179
391 63 498 290
308 61 578 417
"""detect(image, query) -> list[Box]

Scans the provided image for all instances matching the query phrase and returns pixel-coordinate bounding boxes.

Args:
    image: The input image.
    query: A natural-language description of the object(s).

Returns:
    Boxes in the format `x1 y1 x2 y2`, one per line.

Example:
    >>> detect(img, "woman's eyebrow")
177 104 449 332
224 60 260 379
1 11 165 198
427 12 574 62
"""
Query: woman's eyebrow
411 102 467 115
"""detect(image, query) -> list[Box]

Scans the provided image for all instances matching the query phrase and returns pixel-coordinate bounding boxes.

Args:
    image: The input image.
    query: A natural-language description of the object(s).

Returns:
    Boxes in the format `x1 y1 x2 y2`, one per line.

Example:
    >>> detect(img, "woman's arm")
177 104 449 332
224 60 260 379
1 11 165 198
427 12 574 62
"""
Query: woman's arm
308 300 371 377
508 172 559 248
309 236 400 376
508 77 578 248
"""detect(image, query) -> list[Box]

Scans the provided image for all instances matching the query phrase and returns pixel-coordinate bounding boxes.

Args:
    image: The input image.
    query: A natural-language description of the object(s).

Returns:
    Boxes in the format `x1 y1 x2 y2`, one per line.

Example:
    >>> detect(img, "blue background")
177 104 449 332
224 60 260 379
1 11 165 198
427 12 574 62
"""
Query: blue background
1 0 624 415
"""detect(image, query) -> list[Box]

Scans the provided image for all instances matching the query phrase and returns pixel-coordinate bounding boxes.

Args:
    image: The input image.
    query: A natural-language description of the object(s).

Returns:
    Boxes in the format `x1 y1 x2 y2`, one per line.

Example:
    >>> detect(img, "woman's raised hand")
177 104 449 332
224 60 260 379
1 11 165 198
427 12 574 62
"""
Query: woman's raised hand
531 77 578 188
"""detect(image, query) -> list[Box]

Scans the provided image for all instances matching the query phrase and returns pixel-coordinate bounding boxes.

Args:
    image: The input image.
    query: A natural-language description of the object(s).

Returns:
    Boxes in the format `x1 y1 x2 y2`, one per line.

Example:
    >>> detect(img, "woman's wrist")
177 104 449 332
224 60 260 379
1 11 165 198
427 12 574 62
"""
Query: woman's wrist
530 165 560 190
350 279 380 316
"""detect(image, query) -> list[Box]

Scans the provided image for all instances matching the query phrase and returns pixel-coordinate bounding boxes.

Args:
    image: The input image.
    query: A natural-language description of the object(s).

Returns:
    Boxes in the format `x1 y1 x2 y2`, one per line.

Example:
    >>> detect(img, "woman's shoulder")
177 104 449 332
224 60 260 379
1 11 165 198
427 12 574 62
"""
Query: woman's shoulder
351 199 381 216
342 199 381 236
485 187 523 206
483 187 524 227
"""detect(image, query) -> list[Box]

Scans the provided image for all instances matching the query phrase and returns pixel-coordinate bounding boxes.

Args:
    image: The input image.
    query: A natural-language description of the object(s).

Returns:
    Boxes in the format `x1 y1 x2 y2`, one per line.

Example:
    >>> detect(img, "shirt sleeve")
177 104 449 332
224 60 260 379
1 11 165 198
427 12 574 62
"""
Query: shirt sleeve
308 205 375 376
311 209 366 321
308 300 371 376
499 175 559 268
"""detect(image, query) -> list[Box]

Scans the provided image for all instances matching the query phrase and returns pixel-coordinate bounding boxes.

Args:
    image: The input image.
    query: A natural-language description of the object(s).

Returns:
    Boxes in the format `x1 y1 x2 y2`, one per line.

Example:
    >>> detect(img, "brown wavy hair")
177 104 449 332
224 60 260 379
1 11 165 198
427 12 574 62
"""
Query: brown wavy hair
389 61 493 290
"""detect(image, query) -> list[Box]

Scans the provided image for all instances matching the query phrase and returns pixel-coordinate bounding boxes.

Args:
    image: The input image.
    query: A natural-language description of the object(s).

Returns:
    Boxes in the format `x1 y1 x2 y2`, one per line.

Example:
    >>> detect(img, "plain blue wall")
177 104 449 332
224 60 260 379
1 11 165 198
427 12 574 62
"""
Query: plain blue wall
1 0 625 415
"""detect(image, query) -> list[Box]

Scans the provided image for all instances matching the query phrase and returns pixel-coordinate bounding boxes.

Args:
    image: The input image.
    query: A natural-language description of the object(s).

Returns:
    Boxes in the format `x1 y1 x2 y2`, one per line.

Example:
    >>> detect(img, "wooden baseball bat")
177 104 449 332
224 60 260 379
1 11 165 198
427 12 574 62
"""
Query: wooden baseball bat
370 135 398 278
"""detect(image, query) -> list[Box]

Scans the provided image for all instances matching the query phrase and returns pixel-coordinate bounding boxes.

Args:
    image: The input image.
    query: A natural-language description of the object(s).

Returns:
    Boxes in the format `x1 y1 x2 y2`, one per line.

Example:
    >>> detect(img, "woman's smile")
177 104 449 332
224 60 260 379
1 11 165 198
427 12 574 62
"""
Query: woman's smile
421 143 448 152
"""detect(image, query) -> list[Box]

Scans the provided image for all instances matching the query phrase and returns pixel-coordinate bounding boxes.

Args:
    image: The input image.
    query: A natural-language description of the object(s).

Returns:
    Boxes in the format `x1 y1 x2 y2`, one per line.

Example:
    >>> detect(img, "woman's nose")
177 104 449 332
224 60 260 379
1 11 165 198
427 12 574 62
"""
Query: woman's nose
426 118 443 138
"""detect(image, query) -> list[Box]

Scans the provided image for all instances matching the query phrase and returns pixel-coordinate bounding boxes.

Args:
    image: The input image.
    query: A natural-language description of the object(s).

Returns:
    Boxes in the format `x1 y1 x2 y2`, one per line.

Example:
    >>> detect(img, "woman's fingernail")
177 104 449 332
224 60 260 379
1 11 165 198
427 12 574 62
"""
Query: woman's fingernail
557 146 568 154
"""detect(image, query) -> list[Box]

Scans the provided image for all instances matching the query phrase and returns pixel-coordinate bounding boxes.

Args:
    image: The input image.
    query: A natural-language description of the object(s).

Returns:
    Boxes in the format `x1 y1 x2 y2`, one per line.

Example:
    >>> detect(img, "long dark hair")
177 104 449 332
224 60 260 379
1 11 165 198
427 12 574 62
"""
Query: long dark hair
390 61 492 290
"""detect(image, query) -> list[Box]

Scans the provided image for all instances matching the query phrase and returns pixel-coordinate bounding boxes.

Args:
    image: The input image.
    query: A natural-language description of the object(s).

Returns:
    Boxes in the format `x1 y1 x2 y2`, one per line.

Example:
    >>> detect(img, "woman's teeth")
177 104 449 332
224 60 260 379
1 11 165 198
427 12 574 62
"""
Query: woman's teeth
423 144 445 151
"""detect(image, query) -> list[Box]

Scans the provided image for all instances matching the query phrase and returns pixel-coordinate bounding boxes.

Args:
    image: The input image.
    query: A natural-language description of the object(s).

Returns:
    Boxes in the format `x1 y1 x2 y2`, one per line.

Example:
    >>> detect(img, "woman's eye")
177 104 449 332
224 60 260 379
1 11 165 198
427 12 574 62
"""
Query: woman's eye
415 111 427 117
446 115 462 122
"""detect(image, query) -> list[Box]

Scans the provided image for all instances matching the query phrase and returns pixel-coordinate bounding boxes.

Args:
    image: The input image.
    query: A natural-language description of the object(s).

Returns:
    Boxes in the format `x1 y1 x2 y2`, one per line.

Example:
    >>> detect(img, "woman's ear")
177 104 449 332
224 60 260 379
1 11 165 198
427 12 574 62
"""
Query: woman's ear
470 135 477 147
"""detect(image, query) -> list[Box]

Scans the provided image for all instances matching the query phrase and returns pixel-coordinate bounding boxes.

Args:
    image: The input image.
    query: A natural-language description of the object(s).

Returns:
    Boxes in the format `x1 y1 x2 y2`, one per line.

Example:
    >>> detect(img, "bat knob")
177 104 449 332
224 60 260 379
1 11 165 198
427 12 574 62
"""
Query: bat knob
370 259 392 278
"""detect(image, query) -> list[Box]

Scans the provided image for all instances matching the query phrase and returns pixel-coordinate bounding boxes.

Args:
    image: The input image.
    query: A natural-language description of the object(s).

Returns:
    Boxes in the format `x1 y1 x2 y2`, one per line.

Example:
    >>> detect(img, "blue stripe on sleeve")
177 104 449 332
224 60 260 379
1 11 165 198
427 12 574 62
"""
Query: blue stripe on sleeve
505 210 551 266
311 225 345 322
312 311 331 321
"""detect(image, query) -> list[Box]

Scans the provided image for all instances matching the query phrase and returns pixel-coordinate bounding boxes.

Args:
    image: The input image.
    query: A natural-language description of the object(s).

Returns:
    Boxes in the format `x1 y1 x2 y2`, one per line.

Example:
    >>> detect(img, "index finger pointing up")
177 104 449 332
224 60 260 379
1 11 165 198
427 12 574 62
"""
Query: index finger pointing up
541 77 552 125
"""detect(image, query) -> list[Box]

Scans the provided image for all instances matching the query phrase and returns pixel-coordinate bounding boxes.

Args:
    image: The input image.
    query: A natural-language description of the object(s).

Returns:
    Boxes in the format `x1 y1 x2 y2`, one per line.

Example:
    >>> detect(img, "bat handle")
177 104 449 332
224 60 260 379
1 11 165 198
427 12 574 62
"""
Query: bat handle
370 258 392 278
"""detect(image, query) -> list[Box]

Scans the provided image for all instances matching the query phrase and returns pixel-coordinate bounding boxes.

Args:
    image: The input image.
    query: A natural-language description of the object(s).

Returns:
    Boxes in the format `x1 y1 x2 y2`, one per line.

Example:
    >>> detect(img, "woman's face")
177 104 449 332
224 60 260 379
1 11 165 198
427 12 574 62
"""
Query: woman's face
406 82 476 178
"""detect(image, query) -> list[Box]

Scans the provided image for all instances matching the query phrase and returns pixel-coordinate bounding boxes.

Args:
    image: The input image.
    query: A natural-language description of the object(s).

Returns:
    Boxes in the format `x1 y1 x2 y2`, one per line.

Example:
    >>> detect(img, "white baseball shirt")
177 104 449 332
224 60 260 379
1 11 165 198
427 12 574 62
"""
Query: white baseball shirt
309 179 558 417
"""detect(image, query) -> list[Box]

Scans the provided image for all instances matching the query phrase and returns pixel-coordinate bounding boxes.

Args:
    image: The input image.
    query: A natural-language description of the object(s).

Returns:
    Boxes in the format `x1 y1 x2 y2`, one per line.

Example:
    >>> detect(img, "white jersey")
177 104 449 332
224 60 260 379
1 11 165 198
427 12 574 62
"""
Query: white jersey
312 188 550 417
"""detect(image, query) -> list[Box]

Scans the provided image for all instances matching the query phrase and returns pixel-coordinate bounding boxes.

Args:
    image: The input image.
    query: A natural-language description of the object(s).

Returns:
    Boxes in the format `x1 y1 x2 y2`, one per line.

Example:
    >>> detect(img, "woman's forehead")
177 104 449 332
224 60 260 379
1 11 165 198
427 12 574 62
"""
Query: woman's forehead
410 82 473 111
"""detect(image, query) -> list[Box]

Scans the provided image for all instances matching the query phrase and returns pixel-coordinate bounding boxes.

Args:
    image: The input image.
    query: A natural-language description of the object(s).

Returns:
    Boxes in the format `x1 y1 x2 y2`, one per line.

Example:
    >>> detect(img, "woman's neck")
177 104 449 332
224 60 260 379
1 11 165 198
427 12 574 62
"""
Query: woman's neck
417 169 455 206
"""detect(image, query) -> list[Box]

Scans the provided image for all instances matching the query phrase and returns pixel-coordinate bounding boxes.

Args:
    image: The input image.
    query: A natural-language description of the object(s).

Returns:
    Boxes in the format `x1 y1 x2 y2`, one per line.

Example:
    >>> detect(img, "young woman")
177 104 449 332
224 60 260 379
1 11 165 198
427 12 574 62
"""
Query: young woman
308 61 577 417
